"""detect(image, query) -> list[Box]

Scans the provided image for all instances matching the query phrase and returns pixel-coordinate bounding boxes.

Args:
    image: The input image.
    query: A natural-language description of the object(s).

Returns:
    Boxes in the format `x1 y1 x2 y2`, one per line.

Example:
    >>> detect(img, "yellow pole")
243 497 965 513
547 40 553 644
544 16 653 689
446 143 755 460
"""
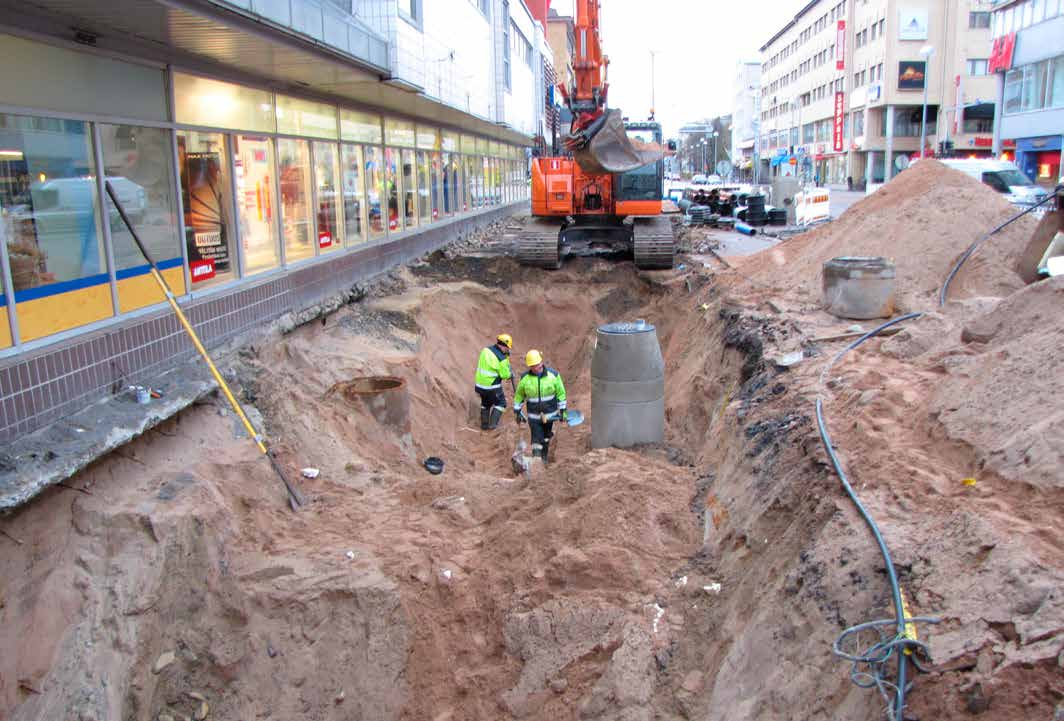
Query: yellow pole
106 182 304 508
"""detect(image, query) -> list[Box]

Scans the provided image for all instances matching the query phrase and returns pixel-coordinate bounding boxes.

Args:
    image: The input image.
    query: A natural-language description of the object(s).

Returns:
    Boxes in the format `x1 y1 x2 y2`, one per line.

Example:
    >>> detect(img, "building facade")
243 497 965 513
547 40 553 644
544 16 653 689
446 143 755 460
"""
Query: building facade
759 0 997 188
732 61 763 179
0 0 548 443
989 0 1064 187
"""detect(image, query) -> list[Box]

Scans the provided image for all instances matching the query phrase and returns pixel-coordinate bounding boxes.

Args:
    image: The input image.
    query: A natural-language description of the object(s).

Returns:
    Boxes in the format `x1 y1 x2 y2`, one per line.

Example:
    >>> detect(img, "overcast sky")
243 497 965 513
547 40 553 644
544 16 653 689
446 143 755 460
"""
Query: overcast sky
550 0 804 137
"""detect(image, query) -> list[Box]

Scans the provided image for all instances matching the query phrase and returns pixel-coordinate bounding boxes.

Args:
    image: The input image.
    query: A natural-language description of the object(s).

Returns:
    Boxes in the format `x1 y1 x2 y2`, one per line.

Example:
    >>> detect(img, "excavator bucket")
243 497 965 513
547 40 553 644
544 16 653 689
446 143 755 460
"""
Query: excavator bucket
572 109 664 175
1015 191 1064 283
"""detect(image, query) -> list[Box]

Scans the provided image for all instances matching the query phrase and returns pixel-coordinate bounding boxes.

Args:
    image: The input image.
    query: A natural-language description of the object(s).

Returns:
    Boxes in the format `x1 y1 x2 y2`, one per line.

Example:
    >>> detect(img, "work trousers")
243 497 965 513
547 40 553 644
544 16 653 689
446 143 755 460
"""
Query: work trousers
476 386 506 411
528 418 555 458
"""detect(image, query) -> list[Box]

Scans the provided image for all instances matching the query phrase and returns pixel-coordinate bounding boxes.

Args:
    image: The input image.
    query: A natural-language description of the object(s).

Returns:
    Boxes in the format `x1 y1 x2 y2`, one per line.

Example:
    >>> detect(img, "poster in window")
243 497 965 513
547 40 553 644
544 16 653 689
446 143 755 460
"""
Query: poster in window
183 151 230 282
898 61 926 90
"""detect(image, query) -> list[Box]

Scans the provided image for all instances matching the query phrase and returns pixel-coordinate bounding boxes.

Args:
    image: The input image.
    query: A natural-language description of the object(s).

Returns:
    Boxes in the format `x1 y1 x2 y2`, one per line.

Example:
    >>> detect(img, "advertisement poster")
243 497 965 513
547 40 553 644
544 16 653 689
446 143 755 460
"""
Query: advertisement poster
898 61 927 90
183 151 230 282
833 92 846 152
898 8 929 40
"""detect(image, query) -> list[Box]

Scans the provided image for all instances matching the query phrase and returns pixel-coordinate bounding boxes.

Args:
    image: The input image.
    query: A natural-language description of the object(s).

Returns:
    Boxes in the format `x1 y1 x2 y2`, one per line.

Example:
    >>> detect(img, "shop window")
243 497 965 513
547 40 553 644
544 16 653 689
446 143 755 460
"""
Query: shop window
0 267 9 348
174 73 275 133
277 138 315 264
0 113 110 341
314 142 343 252
177 131 236 289
276 96 338 140
364 146 386 238
340 110 382 145
416 125 439 152
441 132 459 153
441 152 457 215
384 147 401 231
233 135 280 275
340 144 366 244
401 149 417 229
101 124 184 312
417 151 433 224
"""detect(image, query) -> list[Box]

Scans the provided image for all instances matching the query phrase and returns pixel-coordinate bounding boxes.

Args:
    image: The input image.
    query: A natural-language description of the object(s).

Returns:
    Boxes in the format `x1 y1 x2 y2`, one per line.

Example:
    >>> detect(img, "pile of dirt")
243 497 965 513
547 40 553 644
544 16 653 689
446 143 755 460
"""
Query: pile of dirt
738 160 1039 310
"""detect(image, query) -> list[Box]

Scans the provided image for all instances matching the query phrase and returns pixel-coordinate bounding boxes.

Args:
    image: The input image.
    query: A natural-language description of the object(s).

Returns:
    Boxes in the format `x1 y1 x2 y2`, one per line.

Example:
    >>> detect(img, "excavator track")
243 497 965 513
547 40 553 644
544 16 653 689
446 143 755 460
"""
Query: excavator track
632 216 675 269
513 217 563 269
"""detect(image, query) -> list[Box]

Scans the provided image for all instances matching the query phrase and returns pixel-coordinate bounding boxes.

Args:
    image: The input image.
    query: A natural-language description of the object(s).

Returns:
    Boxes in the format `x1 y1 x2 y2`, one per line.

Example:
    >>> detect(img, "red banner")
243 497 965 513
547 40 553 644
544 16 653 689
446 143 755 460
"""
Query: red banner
836 21 846 70
988 32 1016 73
833 91 845 152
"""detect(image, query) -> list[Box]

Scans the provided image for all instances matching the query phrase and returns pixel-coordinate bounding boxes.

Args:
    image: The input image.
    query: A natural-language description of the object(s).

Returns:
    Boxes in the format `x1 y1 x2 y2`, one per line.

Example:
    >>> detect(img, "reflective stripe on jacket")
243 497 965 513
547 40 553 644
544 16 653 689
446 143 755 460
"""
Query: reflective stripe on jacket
474 345 512 389
514 367 567 419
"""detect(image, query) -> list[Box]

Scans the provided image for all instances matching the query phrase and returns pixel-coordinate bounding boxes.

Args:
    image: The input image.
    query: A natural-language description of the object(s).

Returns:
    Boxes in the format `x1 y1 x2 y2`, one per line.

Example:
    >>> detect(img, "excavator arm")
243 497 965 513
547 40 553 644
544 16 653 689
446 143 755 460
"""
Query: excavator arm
558 0 662 173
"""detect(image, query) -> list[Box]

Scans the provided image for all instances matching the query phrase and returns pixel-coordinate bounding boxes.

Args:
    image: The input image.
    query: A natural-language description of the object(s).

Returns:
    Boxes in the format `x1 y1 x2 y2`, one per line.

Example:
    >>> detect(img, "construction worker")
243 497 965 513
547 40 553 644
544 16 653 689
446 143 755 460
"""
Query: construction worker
513 350 567 462
474 333 513 430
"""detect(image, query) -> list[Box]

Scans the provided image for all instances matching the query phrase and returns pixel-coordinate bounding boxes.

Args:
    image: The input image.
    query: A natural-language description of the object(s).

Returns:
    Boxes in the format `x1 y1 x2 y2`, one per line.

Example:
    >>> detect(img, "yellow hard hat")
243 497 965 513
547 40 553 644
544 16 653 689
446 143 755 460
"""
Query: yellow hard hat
496 333 513 348
525 349 543 366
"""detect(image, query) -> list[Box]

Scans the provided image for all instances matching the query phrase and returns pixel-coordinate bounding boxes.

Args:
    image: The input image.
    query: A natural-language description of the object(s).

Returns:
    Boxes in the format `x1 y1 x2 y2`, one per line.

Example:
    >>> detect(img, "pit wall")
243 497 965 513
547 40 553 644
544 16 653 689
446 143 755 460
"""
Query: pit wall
0 203 520 443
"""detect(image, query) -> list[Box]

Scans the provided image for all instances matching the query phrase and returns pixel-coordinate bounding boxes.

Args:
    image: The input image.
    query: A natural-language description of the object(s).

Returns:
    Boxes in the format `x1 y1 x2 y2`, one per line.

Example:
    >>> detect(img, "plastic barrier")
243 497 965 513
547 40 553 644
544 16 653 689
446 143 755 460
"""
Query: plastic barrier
795 187 831 225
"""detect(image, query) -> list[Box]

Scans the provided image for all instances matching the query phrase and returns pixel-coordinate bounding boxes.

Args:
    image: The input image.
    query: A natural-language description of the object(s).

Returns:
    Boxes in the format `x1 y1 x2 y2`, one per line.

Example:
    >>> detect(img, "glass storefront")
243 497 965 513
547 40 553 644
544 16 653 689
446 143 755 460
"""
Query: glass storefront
340 144 366 245
0 59 528 349
233 134 280 275
277 137 315 264
314 142 343 252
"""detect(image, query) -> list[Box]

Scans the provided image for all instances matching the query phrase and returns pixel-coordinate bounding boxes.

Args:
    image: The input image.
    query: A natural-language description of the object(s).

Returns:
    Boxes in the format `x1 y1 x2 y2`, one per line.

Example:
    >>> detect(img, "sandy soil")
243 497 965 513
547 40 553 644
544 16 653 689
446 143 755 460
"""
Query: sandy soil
0 163 1061 721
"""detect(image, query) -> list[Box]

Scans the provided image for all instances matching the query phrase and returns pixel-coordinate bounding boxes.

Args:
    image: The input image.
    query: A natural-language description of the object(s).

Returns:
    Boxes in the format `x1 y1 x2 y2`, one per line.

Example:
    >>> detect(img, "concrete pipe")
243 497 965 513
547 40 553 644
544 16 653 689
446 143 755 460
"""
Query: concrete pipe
822 256 896 320
591 321 665 449
332 376 411 433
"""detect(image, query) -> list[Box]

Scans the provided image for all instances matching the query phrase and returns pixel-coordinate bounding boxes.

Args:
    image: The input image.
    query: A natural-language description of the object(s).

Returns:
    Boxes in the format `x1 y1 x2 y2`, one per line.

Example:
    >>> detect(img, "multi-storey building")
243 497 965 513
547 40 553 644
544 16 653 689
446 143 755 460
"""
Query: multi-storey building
732 61 763 180
759 0 996 188
989 0 1064 187
0 0 550 444
546 8 576 94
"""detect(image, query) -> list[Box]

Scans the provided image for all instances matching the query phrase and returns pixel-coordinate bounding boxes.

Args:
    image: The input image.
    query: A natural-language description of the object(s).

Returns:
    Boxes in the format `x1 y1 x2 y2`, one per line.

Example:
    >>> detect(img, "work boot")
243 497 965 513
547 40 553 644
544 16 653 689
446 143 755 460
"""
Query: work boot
487 406 503 430
480 407 490 430
541 440 550 465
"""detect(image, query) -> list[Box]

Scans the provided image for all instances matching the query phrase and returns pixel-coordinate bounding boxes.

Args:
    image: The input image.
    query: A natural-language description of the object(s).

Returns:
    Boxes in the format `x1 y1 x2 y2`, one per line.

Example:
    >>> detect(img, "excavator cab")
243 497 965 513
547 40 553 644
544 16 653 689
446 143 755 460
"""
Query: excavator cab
614 121 665 217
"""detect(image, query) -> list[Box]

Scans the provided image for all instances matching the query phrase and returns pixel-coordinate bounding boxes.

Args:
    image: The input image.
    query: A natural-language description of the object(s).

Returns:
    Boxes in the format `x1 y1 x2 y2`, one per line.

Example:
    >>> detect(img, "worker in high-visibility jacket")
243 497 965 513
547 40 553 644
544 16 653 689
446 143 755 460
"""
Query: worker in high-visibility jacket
513 349 567 462
474 333 513 430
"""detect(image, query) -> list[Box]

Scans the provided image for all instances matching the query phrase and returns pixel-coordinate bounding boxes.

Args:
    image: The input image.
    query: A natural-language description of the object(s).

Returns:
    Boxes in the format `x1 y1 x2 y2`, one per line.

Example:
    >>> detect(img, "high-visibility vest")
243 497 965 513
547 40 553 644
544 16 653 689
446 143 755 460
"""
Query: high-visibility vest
474 345 512 390
514 368 567 419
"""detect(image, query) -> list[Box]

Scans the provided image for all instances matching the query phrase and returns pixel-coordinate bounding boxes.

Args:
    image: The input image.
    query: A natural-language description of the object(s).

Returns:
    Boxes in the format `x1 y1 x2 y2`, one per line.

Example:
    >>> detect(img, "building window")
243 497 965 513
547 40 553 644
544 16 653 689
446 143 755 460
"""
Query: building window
313 142 343 252
233 135 280 275
101 124 183 312
473 0 489 17
365 146 387 238
969 11 991 28
512 25 532 68
401 0 423 28
178 130 235 289
967 59 989 76
339 144 366 245
0 113 111 341
504 18 513 90
402 149 417 229
277 138 315 264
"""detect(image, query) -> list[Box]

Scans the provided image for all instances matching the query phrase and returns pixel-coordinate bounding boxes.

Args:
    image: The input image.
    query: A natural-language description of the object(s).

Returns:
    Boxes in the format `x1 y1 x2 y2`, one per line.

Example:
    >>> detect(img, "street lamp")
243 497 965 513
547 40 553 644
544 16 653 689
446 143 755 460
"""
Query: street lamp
699 139 707 174
919 44 935 159
711 130 719 174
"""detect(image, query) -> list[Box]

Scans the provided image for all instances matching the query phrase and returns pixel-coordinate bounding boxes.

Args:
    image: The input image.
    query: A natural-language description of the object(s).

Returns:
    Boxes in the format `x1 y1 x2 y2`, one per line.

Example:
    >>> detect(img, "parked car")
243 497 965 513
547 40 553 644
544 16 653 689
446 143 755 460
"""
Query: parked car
705 174 723 186
938 159 1050 211
690 174 709 186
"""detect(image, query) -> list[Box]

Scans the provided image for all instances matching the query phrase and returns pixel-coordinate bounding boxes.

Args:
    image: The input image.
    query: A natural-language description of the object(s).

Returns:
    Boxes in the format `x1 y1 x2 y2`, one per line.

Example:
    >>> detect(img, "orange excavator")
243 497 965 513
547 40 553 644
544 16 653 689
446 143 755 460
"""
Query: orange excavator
514 0 675 269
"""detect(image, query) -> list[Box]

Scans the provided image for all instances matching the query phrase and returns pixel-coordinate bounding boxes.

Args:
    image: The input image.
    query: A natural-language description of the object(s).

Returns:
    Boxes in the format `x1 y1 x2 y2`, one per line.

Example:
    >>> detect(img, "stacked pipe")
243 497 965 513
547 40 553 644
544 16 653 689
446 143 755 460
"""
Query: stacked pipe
768 208 787 226
745 194 768 226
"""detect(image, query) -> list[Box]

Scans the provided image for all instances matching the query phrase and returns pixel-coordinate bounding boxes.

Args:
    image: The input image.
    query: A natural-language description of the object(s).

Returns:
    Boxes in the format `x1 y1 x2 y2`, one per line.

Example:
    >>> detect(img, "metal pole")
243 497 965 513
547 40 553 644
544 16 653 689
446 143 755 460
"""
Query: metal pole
920 56 930 159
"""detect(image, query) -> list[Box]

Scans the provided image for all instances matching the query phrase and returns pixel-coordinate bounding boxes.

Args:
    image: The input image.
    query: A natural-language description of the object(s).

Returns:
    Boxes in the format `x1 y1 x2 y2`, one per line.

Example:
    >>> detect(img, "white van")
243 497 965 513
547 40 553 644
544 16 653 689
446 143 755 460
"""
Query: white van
939 159 1050 210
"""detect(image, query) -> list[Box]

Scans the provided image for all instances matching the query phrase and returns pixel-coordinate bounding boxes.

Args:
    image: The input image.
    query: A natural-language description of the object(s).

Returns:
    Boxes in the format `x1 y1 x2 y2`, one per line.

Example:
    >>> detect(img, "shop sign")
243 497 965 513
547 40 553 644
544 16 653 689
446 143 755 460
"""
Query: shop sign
898 61 926 91
836 21 846 70
189 258 216 282
973 137 992 148
898 7 928 40
318 231 333 248
775 148 788 157
833 92 845 152
988 32 1016 74
868 83 882 103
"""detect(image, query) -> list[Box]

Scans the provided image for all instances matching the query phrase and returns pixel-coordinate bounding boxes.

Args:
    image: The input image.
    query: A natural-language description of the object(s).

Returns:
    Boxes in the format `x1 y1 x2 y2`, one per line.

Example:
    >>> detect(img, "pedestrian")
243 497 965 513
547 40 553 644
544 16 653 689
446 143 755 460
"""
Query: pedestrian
474 333 513 430
513 349 567 463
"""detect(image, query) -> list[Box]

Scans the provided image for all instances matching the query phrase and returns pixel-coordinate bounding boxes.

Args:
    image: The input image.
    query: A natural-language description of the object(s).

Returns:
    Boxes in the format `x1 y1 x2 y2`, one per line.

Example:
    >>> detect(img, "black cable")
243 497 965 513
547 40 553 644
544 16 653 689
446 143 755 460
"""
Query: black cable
816 312 925 721
939 186 1061 307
